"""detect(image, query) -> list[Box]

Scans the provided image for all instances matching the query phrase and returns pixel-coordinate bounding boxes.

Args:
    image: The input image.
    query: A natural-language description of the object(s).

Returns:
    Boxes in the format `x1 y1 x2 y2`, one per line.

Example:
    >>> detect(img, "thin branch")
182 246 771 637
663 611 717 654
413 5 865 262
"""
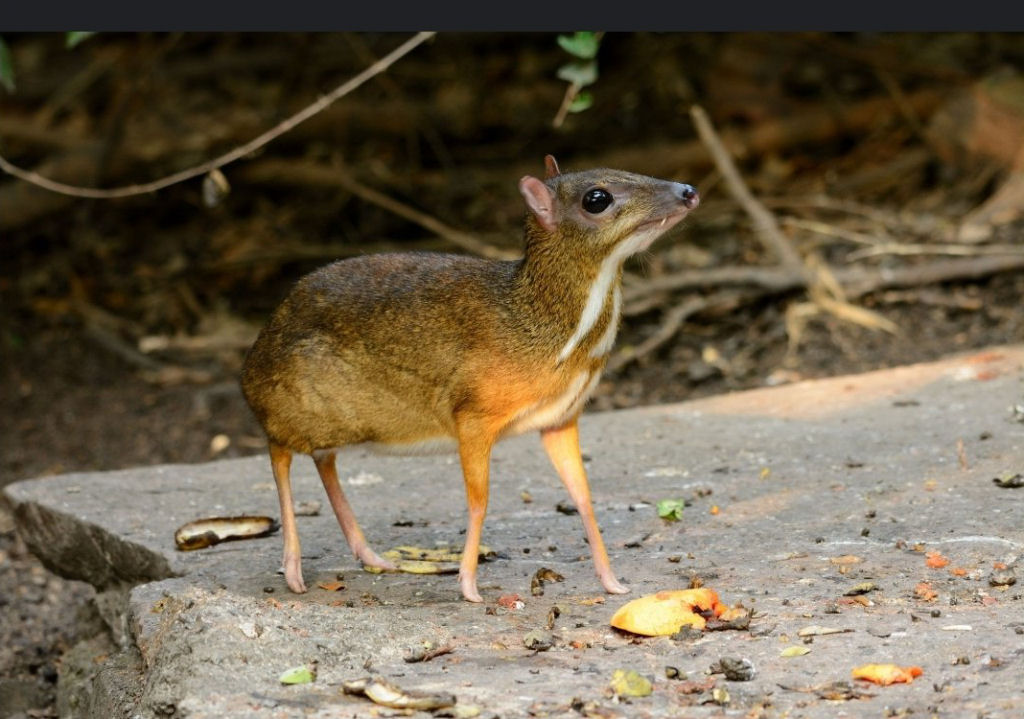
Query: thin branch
689 105 807 271
624 254 1024 308
782 217 889 246
0 32 436 199
608 291 751 372
846 242 1024 262
240 159 516 260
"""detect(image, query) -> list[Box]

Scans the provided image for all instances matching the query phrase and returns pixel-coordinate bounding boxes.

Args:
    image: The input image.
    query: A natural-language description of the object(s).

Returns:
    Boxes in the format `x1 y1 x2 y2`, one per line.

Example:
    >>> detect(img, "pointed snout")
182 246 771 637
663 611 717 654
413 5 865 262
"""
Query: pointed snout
675 183 699 210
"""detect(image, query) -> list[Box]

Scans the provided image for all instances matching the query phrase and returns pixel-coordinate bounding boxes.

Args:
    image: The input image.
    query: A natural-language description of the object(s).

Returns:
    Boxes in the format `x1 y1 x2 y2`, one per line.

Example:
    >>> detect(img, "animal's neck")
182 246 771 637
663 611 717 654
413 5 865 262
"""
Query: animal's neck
514 223 626 365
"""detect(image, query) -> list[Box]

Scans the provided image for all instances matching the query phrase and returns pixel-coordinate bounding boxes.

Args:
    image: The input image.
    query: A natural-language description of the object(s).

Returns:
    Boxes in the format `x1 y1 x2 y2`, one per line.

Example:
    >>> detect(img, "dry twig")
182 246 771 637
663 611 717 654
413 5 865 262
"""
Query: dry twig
241 159 515 260
689 105 806 272
0 32 435 199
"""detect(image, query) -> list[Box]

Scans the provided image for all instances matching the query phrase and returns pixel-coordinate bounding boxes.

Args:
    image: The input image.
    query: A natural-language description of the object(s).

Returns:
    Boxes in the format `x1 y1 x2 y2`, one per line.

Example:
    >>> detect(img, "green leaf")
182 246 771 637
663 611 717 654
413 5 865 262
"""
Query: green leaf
656 498 686 521
568 91 593 114
279 664 316 685
557 32 600 60
0 37 15 93
556 60 598 88
66 32 97 49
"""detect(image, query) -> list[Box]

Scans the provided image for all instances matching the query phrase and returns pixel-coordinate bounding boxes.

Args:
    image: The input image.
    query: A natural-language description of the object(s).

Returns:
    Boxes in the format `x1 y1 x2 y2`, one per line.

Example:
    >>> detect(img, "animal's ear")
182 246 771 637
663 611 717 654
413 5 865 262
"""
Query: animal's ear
544 155 561 179
519 175 557 233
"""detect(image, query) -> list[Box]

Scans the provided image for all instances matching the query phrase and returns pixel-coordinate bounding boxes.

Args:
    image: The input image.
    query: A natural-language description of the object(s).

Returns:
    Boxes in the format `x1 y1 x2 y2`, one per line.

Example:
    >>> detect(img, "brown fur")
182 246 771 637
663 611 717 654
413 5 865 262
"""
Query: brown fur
240 159 698 600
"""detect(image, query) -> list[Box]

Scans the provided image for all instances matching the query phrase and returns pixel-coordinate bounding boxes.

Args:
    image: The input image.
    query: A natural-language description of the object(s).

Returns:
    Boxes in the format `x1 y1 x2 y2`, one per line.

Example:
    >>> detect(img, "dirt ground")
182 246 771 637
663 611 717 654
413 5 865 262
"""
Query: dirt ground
2 32 1023 717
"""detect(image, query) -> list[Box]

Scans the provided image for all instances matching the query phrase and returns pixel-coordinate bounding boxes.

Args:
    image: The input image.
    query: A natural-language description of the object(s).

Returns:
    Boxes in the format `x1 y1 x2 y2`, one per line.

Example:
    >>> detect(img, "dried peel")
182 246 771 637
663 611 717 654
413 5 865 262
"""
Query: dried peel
610 588 732 635
851 663 923 685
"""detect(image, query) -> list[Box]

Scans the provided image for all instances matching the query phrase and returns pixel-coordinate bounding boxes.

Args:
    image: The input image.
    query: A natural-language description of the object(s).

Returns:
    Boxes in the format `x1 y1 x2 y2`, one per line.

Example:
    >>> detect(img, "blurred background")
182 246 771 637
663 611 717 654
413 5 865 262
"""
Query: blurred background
1 32 1023 716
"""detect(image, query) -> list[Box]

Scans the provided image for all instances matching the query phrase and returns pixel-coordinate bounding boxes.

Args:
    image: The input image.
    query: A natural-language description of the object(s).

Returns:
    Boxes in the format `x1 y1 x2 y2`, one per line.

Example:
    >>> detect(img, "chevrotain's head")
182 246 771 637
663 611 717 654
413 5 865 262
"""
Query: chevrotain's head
519 155 699 257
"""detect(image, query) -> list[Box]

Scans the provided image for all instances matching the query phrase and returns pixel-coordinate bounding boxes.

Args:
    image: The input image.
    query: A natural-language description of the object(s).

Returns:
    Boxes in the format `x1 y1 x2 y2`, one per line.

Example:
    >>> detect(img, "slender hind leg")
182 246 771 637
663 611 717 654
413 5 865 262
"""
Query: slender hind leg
313 452 396 570
455 424 496 603
541 419 629 595
270 442 307 593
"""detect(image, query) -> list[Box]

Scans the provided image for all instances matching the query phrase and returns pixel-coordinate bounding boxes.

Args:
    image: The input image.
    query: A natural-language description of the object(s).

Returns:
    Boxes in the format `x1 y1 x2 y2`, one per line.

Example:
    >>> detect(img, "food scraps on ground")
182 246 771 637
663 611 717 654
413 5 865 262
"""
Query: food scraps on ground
279 664 316 685
497 594 525 610
523 629 554 651
992 473 1024 488
342 676 456 710
844 582 877 596
851 664 923 685
926 550 950 568
656 498 687 521
530 567 565 596
363 544 495 575
404 642 454 663
781 646 811 657
797 625 853 637
174 516 279 550
609 669 653 698
709 657 755 681
610 588 746 635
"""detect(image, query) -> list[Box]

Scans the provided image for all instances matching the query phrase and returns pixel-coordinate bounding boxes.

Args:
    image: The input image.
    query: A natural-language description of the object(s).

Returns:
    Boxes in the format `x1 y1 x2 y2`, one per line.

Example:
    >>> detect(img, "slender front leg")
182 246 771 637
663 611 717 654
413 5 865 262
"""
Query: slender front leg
270 442 306 593
541 419 629 594
313 452 396 570
456 428 495 603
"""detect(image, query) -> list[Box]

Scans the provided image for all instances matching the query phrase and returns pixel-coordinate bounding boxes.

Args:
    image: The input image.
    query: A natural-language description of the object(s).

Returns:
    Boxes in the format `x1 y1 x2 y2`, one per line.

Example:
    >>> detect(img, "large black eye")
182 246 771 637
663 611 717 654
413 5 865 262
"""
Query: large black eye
582 188 613 214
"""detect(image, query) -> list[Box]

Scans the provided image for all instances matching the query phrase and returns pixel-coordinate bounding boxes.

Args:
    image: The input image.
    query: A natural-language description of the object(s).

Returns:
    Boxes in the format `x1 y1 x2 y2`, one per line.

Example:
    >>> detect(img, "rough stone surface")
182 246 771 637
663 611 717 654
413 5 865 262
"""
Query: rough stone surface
5 346 1024 718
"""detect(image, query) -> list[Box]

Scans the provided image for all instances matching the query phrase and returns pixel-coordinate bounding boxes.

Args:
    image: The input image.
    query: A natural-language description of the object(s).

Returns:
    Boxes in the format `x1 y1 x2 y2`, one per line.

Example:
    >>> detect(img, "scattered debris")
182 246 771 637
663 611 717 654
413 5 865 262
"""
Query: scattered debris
523 630 554 652
844 582 877 596
779 680 874 701
797 625 852 637
342 676 456 710
404 642 454 663
781 646 811 657
174 515 278 551
294 500 321 516
316 580 344 592
530 567 565 596
434 705 482 719
992 473 1024 488
926 550 951 568
675 677 716 695
497 594 525 611
546 604 562 630
989 565 1017 587
279 663 317 685
610 588 745 635
364 544 494 575
915 582 938 601
830 555 863 566
851 664 922 685
237 620 261 639
710 657 755 681
656 498 687 521
609 669 652 698
555 500 579 515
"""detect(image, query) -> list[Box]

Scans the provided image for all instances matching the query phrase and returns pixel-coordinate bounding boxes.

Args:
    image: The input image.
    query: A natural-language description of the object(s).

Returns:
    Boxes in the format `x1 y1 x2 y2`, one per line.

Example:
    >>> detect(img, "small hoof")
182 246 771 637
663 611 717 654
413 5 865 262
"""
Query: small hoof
602 577 630 595
283 557 307 593
460 574 483 603
358 548 398 571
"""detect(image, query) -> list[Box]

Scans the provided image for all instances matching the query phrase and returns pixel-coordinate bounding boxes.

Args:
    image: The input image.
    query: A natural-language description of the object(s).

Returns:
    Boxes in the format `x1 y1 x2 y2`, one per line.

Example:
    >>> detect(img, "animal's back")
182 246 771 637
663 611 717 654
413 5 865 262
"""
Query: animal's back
241 252 518 453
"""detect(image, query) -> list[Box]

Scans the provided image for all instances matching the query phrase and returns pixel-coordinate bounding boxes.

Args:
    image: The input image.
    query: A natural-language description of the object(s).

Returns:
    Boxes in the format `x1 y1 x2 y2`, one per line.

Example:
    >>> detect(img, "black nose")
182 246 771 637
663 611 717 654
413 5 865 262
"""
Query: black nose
677 183 699 209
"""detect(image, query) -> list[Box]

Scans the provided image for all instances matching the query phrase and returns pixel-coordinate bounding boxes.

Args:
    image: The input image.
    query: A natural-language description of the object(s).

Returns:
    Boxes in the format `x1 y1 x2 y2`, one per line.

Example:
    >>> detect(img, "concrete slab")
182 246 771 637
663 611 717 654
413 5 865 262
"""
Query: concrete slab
5 346 1024 718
